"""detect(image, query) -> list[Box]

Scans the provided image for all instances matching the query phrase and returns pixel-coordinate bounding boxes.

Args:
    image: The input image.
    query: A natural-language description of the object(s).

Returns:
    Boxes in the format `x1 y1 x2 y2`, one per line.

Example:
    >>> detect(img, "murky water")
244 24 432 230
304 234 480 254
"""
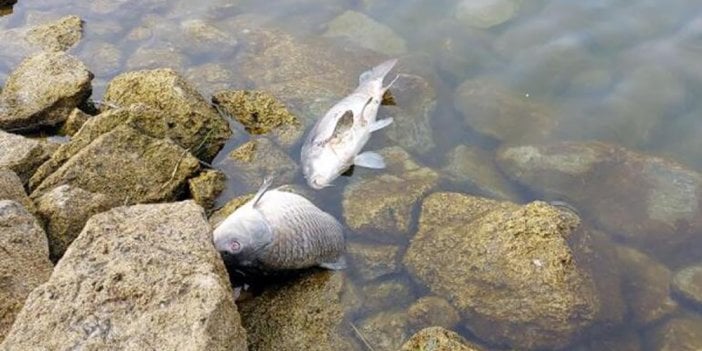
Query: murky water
3 0 702 350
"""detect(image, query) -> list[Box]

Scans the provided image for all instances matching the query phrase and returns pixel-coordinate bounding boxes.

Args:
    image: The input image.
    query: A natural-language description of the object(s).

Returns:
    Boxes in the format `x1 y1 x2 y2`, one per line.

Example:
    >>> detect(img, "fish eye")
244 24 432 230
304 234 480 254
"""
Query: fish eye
229 241 242 254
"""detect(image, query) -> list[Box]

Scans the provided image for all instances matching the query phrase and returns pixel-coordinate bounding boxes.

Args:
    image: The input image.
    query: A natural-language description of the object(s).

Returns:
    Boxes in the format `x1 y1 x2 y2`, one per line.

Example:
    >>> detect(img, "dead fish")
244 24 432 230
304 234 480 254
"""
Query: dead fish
212 178 346 271
301 59 399 189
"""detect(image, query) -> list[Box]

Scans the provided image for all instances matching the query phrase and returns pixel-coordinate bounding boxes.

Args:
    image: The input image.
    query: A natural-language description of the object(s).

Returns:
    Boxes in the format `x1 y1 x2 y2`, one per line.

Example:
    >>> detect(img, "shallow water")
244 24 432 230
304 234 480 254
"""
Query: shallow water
3 0 702 349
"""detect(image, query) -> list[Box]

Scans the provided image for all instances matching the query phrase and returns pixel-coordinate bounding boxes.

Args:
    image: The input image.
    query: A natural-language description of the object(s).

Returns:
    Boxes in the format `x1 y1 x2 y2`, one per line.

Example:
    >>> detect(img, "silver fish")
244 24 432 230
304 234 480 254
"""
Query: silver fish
301 59 399 189
212 178 345 271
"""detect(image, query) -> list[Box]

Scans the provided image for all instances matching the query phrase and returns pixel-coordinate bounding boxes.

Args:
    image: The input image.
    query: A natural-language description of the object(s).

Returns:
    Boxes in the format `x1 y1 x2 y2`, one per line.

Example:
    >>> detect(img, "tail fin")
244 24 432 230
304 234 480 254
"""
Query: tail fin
359 58 398 85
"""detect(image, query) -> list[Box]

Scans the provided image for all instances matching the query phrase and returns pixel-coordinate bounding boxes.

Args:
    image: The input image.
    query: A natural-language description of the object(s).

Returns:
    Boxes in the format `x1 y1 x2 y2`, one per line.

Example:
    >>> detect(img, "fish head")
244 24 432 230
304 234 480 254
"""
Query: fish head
212 205 273 266
302 144 347 189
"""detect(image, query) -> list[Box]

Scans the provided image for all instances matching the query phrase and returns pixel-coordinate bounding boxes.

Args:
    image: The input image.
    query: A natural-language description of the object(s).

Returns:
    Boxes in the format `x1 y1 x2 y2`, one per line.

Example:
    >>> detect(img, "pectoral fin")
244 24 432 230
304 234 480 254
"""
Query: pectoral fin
370 117 393 132
354 151 386 169
319 256 347 270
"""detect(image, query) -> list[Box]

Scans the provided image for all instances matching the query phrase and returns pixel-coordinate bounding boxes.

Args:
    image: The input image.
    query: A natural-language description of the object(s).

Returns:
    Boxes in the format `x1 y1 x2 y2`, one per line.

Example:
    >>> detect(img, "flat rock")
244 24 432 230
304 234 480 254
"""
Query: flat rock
403 193 602 350
407 296 461 331
648 316 702 351
0 130 55 182
31 125 200 205
0 51 92 132
346 241 401 281
383 73 436 155
0 168 35 213
342 147 438 240
103 68 231 161
188 170 225 210
25 15 83 52
35 185 114 262
0 201 247 350
323 10 407 56
496 142 702 264
220 138 298 194
0 200 53 343
672 263 702 308
400 327 485 351
455 0 520 29
441 144 520 201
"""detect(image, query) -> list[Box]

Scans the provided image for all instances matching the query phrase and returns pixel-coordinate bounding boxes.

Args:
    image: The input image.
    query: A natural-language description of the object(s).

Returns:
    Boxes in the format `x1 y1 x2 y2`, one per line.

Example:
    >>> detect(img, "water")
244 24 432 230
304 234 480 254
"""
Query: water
3 0 702 350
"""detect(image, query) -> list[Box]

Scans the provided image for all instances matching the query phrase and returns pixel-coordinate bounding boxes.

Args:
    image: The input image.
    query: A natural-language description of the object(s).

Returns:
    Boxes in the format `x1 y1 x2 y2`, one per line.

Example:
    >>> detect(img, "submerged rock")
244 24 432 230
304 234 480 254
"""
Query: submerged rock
0 51 93 131
346 241 401 281
455 0 520 29
648 316 702 351
0 168 35 213
383 73 437 155
343 147 438 239
185 63 236 97
221 138 298 194
672 264 702 308
25 15 83 52
0 130 55 182
404 193 602 350
212 90 302 148
406 296 461 331
441 144 520 201
497 142 702 264
188 170 225 210
78 40 123 77
34 185 114 262
400 327 484 351
103 68 231 161
359 277 415 313
323 10 407 56
0 200 53 343
0 201 247 350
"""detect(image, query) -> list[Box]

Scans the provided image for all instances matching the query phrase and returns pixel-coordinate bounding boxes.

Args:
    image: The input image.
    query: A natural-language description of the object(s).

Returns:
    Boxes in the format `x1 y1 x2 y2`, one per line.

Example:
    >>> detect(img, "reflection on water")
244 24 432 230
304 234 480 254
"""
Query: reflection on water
3 0 702 349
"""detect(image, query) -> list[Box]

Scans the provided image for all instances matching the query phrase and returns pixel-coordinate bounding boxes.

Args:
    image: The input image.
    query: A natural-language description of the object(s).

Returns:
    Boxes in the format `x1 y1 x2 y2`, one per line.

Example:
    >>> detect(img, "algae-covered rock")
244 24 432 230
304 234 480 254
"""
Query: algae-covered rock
221 138 298 194
359 278 415 313
454 78 556 142
400 327 484 351
35 185 114 262
346 241 401 281
179 19 238 57
404 193 601 350
343 147 438 239
208 193 253 228
185 63 235 97
188 169 225 210
0 51 93 131
648 315 702 351
0 200 53 343
407 296 461 331
103 68 231 161
239 271 357 351
441 144 520 201
496 142 702 264
355 310 410 351
0 168 35 213
0 130 56 182
212 90 303 148
455 0 520 29
672 264 702 308
31 125 200 205
59 108 90 136
323 10 407 56
383 73 437 155
0 201 247 351
25 15 83 52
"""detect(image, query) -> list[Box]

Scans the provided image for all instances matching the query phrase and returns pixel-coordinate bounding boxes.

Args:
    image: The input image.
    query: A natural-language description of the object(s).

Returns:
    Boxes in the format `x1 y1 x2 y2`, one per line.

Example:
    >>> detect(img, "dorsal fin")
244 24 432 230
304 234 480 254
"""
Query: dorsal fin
251 176 274 207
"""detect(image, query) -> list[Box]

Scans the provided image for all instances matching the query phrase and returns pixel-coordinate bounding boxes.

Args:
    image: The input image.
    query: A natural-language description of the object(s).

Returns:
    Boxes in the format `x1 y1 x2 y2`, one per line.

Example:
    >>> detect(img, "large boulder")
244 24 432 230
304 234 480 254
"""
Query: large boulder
496 142 702 264
672 263 702 308
400 327 485 351
102 68 231 161
0 168 35 213
25 15 83 52
30 125 200 205
647 316 702 351
0 200 53 343
403 193 607 350
0 130 56 183
0 201 247 351
441 144 520 201
0 51 93 131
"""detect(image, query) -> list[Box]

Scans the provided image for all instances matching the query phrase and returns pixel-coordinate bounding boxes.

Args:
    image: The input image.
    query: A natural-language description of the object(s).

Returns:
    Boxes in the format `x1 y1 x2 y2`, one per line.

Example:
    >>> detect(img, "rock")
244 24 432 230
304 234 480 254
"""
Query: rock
672 264 702 308
25 15 83 52
0 200 53 343
208 193 253 228
212 90 303 149
454 78 556 142
441 144 520 201
342 147 438 239
0 130 56 182
496 142 702 264
0 51 93 131
403 193 601 350
355 310 410 351
323 10 406 56
185 63 236 97
648 316 702 351
615 246 677 325
576 329 643 351
0 201 247 350
407 296 461 331
31 125 200 205
455 0 520 29
383 73 436 155
78 40 123 77
400 327 484 351
59 108 90 136
179 19 238 56
188 169 225 210
238 271 357 351
125 45 188 72
0 168 34 213
103 69 230 161
359 278 414 313
34 185 114 262
346 241 401 281
220 138 298 194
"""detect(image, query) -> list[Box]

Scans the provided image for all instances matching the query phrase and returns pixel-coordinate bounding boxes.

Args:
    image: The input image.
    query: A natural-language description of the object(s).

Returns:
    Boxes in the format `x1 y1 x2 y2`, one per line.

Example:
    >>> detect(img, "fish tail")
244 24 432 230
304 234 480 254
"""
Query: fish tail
359 58 398 85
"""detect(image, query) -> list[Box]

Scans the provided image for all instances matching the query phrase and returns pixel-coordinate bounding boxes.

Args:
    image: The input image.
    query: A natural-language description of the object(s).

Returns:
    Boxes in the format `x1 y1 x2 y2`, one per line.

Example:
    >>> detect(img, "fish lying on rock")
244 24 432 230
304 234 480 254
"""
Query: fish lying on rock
301 58 399 189
213 178 346 272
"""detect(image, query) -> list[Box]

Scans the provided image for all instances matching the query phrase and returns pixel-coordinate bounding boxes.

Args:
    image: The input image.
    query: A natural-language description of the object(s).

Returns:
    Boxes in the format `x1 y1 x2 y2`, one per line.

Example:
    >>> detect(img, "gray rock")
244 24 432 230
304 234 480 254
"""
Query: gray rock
0 168 35 213
648 316 702 351
346 241 401 281
0 15 84 69
455 0 520 29
0 200 53 343
343 147 438 239
185 63 236 97
0 51 93 131
403 193 604 350
400 327 485 351
0 130 56 182
25 15 83 52
58 108 90 136
406 296 461 331
179 19 238 56
125 45 187 72
78 40 123 77
355 310 410 351
577 329 643 351
672 264 702 308
34 185 114 262
0 201 247 351
359 278 415 313
441 144 520 201
220 138 298 194
323 10 407 56
383 73 436 155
